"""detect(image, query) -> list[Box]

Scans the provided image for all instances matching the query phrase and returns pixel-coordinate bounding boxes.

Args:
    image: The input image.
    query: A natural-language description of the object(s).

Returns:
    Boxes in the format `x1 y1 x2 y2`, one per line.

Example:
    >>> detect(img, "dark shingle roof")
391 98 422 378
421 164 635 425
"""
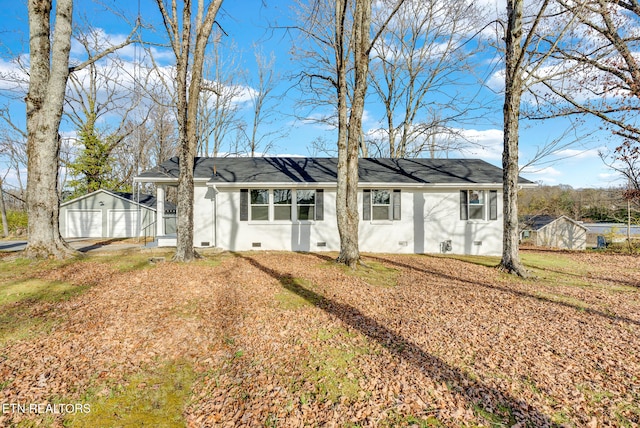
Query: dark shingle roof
136 157 533 186
522 215 558 231
107 191 176 211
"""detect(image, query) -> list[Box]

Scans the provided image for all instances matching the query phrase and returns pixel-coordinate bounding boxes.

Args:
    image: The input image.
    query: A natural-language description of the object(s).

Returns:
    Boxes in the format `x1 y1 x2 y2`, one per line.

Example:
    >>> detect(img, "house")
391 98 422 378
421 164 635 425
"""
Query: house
60 189 176 239
134 157 535 256
520 215 588 250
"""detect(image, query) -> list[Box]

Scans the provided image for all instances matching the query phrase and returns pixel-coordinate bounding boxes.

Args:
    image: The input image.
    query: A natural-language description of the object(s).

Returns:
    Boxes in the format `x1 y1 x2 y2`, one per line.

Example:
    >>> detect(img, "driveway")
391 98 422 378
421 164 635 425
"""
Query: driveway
0 238 147 253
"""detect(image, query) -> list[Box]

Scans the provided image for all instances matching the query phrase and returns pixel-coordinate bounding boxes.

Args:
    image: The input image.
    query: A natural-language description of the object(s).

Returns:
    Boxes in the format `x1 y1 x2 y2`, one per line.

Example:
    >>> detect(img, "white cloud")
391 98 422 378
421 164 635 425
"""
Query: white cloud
552 148 602 159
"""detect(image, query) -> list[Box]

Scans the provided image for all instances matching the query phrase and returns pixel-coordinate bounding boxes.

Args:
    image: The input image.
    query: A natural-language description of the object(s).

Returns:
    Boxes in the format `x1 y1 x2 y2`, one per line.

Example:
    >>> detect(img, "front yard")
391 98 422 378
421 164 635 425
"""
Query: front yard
0 249 638 427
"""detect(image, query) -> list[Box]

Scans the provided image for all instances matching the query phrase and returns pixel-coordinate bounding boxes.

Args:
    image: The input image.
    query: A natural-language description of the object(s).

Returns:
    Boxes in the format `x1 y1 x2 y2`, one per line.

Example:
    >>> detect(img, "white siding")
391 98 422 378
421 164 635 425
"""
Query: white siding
195 185 504 256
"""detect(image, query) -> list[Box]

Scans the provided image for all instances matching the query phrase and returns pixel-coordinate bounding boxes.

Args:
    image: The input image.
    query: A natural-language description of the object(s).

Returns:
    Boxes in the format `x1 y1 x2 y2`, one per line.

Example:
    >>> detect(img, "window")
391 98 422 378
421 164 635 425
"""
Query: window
273 189 292 220
250 189 269 220
296 190 315 220
460 190 498 221
240 189 324 222
363 189 401 221
372 190 391 220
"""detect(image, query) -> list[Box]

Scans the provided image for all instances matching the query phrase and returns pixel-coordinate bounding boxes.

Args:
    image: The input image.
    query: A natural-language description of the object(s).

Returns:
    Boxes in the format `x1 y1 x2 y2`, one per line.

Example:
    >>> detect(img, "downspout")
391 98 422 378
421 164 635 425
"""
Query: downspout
212 184 219 248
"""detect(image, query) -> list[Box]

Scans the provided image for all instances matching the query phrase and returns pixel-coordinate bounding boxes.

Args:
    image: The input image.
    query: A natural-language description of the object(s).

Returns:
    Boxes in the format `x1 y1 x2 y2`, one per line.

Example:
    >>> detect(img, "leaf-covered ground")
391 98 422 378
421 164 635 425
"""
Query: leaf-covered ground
0 249 638 427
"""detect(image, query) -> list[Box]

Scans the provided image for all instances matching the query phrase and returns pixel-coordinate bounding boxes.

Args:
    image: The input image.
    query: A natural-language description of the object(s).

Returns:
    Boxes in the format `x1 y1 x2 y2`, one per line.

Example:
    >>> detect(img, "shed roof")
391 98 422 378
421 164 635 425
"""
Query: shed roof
136 157 534 186
61 189 176 211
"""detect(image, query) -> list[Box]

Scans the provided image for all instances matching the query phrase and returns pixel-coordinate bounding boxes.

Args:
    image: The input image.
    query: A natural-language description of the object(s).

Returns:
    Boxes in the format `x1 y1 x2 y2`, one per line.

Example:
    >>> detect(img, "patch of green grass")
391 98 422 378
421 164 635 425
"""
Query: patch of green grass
66 360 195 428
87 251 174 273
304 342 367 404
0 278 89 346
276 277 322 309
473 402 517 427
320 259 399 288
534 291 589 310
379 412 445 427
431 254 500 268
0 279 87 306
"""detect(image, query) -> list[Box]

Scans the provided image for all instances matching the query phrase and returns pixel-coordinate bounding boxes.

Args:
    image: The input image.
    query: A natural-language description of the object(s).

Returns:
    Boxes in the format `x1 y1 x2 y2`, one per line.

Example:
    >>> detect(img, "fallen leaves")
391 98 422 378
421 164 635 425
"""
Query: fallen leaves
0 250 638 426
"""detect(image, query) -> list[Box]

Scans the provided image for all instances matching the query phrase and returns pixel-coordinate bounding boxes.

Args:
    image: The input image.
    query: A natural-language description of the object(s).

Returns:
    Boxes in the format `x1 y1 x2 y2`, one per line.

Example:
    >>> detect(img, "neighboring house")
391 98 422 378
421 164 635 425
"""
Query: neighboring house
134 157 535 256
520 215 588 250
583 222 640 247
60 189 176 239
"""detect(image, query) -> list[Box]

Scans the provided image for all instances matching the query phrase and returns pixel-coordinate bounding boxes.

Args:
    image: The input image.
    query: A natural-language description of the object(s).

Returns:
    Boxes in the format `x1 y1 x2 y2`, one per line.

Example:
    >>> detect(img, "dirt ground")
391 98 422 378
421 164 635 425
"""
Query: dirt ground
0 249 638 427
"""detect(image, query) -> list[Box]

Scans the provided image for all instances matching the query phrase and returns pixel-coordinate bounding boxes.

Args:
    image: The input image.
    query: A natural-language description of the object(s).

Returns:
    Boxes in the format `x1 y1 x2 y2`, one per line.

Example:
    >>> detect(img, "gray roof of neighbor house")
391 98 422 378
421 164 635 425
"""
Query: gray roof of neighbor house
521 215 588 231
136 157 534 186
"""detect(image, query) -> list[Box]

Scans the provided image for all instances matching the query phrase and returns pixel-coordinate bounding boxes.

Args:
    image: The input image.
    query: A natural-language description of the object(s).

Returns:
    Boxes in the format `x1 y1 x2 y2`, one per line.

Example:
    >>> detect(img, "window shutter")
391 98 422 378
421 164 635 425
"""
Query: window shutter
460 190 468 220
315 189 324 221
240 189 248 221
393 189 401 220
489 190 498 220
363 189 371 220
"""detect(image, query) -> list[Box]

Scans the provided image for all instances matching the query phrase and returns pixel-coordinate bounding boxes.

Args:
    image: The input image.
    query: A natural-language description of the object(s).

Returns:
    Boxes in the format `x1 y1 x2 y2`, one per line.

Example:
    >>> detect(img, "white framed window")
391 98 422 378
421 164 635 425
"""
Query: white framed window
460 190 498 221
363 189 401 221
274 189 292 220
240 189 324 222
372 189 392 220
296 189 315 220
250 189 269 220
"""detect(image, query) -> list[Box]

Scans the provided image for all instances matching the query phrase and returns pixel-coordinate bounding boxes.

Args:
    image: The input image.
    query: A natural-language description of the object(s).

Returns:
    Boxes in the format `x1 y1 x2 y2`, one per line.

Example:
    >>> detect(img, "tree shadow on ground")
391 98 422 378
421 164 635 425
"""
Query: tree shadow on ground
237 253 555 426
364 254 640 328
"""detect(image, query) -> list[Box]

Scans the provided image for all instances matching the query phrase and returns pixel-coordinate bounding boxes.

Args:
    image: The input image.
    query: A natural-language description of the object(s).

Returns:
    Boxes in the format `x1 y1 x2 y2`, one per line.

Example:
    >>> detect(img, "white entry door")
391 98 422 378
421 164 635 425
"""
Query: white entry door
66 210 103 238
108 210 140 237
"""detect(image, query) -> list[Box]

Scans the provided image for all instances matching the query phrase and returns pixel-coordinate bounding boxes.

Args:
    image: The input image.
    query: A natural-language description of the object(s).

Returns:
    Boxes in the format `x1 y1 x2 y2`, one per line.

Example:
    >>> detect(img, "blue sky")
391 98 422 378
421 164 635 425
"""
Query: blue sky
0 0 628 189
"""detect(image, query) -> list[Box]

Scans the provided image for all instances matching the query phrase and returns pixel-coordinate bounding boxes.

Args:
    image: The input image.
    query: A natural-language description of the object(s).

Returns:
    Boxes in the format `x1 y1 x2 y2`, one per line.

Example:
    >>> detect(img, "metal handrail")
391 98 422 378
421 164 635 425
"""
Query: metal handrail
141 220 156 246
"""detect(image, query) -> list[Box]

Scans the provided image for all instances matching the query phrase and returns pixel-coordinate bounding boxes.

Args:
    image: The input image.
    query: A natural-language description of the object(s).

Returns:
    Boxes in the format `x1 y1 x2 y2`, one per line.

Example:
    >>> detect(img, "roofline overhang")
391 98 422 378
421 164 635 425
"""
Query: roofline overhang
204 181 519 189
136 177 535 189
60 188 157 210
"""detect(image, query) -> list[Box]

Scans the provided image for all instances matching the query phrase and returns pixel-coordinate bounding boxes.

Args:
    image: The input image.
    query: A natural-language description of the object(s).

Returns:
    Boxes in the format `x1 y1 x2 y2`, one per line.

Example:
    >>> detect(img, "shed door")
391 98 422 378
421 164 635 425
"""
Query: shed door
108 210 139 237
67 210 103 238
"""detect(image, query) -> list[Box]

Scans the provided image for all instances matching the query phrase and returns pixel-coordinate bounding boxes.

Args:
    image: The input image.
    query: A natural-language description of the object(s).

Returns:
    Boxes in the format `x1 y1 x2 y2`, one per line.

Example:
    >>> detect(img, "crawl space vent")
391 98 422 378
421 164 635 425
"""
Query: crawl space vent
316 242 327 247
252 242 262 248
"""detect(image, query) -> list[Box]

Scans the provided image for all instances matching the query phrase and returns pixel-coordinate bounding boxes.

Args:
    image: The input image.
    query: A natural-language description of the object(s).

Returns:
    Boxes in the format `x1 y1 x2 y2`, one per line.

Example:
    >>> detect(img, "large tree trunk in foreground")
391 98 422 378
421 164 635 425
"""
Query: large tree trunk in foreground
24 0 76 259
155 0 223 262
499 0 527 277
336 0 371 268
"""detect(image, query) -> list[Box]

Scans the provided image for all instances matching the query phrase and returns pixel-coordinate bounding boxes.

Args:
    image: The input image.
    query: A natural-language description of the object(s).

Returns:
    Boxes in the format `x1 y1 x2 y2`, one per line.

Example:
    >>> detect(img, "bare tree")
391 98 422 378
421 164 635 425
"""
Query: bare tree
196 34 244 157
242 49 283 157
369 0 487 159
295 0 404 267
154 0 223 262
499 0 580 276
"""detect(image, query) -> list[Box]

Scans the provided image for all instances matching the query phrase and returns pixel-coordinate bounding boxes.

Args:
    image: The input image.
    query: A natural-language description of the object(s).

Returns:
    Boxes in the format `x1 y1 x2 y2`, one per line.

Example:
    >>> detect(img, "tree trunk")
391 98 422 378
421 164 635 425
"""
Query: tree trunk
0 180 8 238
499 0 527 277
157 0 222 262
24 0 76 259
336 0 372 268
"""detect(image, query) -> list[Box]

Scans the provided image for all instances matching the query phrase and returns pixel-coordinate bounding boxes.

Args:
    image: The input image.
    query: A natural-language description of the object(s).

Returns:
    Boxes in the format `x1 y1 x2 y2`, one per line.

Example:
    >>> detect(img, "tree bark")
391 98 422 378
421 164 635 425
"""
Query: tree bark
499 0 527 277
24 0 76 259
336 0 372 268
155 0 222 262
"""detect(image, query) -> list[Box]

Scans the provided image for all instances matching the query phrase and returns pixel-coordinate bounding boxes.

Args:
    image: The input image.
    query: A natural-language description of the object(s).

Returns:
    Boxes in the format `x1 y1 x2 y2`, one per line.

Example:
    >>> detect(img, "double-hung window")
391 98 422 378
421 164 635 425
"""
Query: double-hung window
273 190 292 220
250 189 269 220
460 190 498 221
296 190 315 220
372 190 391 220
363 189 401 221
